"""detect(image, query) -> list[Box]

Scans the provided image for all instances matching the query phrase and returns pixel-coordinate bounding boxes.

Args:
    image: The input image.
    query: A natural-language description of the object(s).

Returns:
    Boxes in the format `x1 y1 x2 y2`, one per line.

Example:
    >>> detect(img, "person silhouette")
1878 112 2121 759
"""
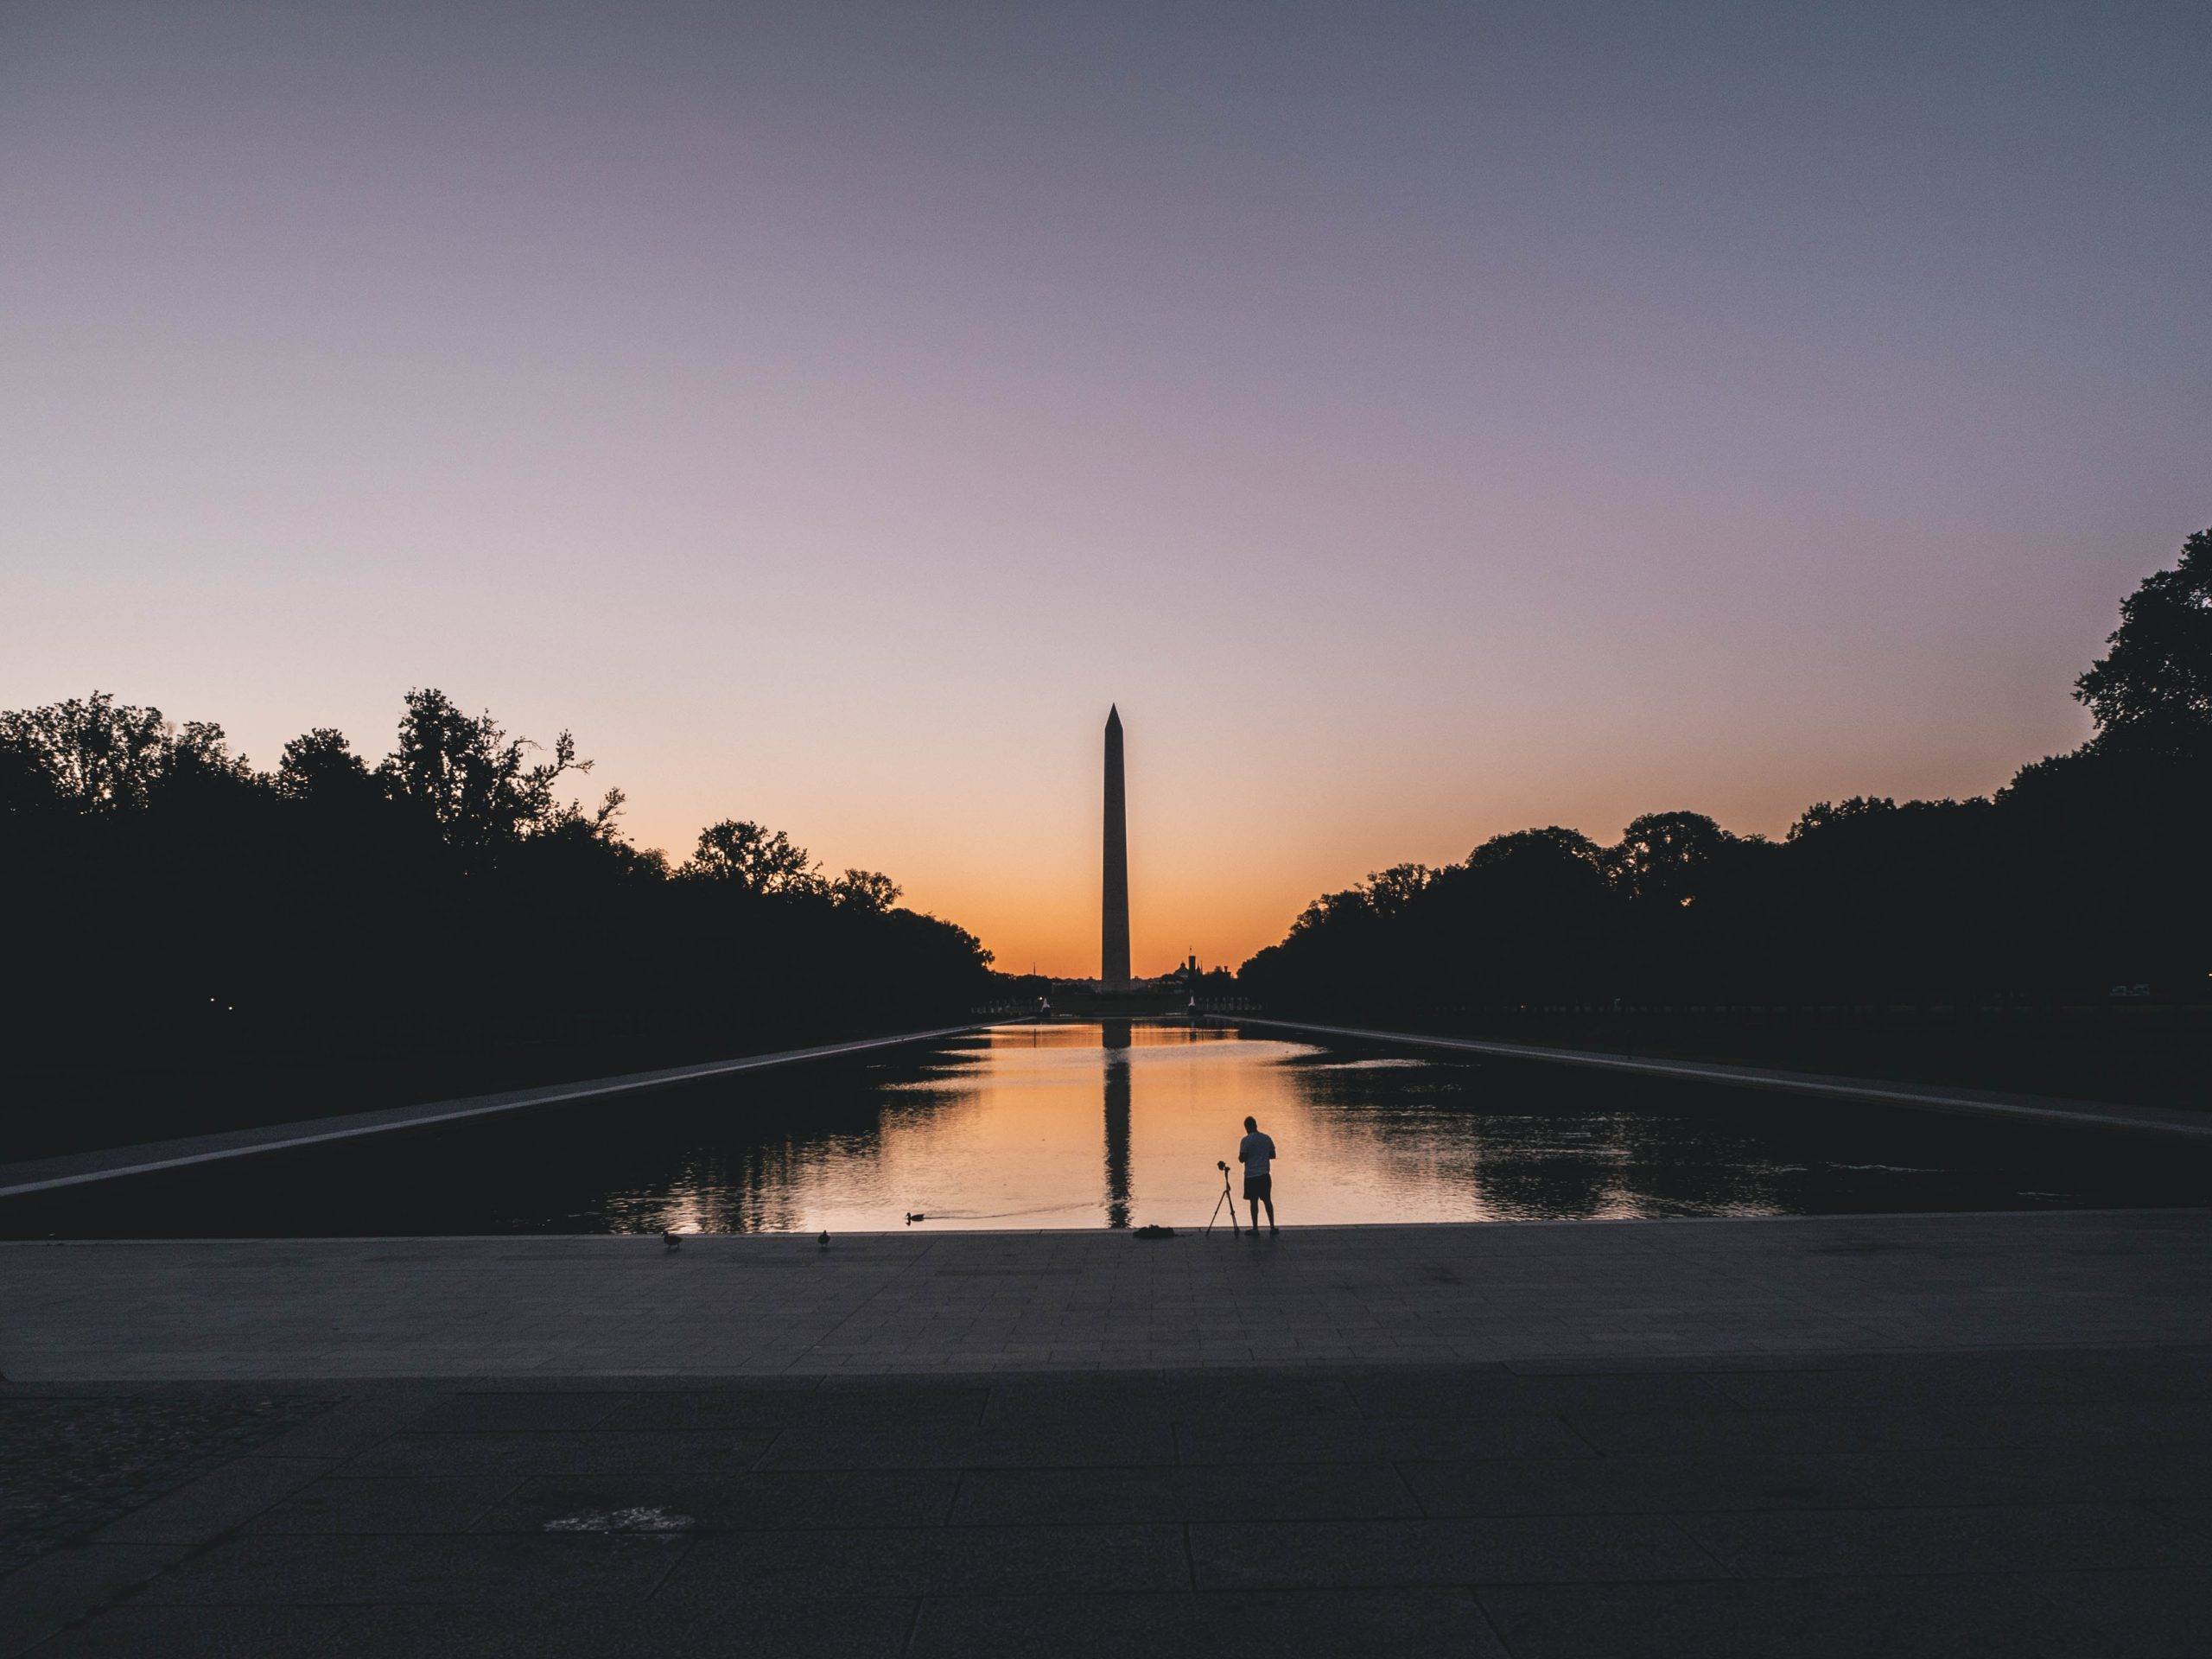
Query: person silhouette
1236 1115 1278 1236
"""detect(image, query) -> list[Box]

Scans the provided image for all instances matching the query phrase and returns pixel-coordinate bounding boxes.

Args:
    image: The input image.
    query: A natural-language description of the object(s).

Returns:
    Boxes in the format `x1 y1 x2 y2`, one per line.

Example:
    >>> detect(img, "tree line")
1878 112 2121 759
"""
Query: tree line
1239 530 2212 1021
0 689 995 1072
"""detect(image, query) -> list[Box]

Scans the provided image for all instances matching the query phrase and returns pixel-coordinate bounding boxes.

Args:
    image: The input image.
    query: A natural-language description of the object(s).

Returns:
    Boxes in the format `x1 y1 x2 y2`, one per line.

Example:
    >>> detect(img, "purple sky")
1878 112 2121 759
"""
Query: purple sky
5 1 2208 974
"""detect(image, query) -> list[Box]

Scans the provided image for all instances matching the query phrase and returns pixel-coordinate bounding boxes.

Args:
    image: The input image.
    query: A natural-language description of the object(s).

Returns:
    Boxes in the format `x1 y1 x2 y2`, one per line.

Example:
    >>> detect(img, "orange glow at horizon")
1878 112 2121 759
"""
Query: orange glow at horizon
607 690 2097 981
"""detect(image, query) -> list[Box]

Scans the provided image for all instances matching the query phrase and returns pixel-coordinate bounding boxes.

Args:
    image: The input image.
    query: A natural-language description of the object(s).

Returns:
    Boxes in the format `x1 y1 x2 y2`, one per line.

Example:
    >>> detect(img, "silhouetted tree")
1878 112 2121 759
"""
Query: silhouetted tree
1603 810 1734 907
0 693 198 811
276 728 376 803
830 869 902 912
0 686 995 1090
2075 528 2212 747
1438 828 1615 1007
682 819 825 894
1241 528 2212 1022
380 688 605 858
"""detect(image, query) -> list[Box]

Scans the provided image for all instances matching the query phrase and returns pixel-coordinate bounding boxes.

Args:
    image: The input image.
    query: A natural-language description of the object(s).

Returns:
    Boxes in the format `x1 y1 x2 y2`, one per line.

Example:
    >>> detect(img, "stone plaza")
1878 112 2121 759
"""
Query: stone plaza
4 1209 2211 1656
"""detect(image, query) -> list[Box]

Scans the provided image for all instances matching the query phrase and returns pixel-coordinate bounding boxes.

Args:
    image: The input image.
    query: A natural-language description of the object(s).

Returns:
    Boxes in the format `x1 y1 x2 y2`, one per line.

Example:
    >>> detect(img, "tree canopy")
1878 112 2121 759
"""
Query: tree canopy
2075 527 2212 748
1241 528 2212 1017
0 689 994 1073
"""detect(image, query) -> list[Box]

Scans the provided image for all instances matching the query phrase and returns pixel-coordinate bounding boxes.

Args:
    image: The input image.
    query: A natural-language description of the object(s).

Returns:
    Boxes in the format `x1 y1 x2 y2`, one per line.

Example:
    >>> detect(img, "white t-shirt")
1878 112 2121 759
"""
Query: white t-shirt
1238 1131 1276 1179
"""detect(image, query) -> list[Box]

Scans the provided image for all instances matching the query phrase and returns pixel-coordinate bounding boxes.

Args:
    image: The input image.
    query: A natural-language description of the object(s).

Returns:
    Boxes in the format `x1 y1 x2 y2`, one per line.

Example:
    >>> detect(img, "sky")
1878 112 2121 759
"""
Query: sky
5 1 2208 976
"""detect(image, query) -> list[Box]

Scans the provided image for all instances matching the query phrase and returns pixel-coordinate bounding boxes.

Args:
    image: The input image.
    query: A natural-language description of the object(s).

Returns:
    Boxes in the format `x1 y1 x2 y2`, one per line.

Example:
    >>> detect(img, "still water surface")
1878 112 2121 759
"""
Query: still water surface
14 1022 2208 1236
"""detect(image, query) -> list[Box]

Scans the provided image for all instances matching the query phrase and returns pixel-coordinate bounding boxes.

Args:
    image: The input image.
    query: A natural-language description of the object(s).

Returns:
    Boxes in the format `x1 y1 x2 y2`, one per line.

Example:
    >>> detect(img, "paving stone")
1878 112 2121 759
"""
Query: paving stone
1176 1412 1586 1465
0 1545 189 1656
2024 1569 2212 1659
808 1382 994 1424
1186 1515 1717 1589
2156 1499 2212 1537
950 1462 1419 1525
1168 1462 1425 1522
120 1534 687 1606
594 1382 990 1431
1560 1405 1958 1456
943 1467 1181 1526
1399 1439 2212 1520
908 1588 1510 1658
341 1431 777 1478
657 1523 1190 1602
979 1376 1173 1425
590 1389 824 1431
476 1471 957 1531
236 1395 428 1462
25 1605 360 1658
88 1454 326 1545
2073 1358 2212 1404
1348 1368 1739 1417
1573 1440 2212 1514
1682 1503 2212 1577
1400 1450 1834 1518
1700 1363 2107 1412
325 1599 915 1657
1919 1399 2212 1449
0 1395 331 1573
758 1422 1175 1471
404 1394 622 1433
1476 1575 2120 1658
1154 1373 1363 1418
243 1476 524 1535
977 1396 1179 1434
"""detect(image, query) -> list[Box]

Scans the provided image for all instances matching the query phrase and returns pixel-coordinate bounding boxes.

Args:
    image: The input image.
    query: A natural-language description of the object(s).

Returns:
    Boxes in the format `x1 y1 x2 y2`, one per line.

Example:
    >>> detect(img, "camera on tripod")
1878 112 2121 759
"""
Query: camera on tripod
1208 1160 1240 1234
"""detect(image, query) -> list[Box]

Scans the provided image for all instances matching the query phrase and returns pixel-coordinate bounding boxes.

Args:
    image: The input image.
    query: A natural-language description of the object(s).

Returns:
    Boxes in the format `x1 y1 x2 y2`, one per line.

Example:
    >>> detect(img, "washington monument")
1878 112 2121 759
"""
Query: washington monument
1102 705 1130 990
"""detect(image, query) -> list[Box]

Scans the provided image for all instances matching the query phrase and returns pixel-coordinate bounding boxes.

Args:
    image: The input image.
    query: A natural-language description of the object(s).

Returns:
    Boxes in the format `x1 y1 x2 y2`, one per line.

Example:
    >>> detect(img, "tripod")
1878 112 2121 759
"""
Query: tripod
1206 1162 1242 1236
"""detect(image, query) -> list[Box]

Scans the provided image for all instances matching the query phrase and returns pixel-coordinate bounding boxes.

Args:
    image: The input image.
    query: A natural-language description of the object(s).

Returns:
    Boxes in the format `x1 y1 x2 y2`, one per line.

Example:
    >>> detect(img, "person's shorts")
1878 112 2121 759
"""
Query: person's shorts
1243 1173 1272 1201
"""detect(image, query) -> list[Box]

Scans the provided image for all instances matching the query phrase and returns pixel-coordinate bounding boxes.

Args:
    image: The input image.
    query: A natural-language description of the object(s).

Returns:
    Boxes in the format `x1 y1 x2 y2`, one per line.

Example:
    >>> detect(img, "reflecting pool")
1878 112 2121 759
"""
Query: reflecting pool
10 1021 2208 1236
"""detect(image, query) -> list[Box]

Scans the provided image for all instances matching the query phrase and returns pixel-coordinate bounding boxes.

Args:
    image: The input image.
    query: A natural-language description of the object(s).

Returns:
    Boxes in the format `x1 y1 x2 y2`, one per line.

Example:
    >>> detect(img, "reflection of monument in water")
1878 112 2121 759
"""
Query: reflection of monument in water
1101 1017 1132 1228
1102 705 1131 991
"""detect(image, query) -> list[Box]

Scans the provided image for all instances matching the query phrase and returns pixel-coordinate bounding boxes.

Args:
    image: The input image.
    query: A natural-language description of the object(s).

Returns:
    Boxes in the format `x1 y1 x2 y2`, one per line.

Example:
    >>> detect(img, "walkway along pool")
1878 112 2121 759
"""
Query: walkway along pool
5 1022 2208 1236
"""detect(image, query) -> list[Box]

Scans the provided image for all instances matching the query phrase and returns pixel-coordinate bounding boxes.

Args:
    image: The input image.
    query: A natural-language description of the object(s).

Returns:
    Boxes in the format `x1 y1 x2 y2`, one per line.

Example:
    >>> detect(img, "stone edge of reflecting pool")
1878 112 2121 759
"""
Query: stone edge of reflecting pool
6 1208 2211 1382
22 1198 2206 1247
